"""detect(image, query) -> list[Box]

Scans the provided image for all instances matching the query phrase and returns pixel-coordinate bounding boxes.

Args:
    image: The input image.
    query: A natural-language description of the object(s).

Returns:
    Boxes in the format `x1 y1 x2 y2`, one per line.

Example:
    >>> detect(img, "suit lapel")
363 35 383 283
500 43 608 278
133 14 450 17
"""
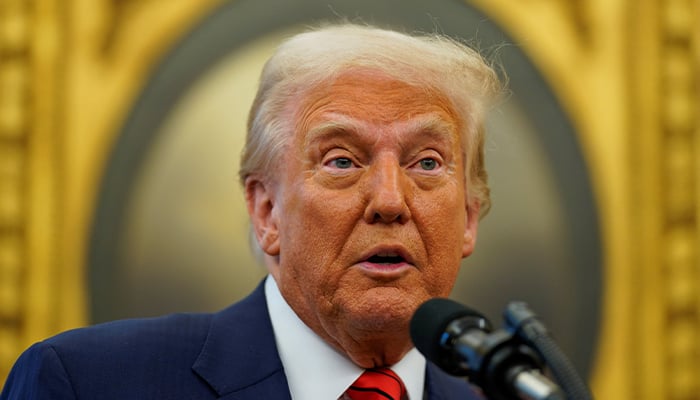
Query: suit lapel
192 281 292 400
425 362 483 400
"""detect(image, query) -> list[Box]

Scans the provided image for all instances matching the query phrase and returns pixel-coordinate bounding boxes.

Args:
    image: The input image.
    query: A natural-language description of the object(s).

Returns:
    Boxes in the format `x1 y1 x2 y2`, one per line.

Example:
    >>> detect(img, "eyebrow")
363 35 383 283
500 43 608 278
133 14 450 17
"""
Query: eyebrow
304 118 360 148
303 113 458 148
402 115 459 145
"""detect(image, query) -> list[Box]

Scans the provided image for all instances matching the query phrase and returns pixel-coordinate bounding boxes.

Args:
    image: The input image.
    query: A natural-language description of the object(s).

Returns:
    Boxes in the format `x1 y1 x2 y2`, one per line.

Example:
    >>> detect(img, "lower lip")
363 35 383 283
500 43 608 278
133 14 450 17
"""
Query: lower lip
358 261 412 277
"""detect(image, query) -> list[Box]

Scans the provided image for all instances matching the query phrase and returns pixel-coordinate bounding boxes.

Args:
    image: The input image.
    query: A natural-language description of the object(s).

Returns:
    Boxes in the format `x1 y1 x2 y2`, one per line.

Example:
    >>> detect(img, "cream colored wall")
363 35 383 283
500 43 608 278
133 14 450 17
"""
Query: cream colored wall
0 0 698 398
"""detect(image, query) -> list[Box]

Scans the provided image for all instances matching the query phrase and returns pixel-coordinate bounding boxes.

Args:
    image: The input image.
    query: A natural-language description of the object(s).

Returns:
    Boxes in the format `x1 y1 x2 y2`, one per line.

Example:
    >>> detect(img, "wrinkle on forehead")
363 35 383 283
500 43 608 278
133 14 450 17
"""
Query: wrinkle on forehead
291 69 465 143
303 113 459 151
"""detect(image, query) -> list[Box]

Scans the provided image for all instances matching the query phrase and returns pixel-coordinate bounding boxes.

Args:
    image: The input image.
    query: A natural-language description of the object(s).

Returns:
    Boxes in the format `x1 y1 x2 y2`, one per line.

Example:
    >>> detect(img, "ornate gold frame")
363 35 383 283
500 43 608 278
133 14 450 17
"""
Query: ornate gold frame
1 0 698 397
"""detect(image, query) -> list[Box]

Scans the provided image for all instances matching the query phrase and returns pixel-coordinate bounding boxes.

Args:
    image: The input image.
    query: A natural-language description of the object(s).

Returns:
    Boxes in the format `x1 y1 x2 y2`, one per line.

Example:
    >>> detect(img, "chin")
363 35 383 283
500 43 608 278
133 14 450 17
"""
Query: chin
344 302 412 334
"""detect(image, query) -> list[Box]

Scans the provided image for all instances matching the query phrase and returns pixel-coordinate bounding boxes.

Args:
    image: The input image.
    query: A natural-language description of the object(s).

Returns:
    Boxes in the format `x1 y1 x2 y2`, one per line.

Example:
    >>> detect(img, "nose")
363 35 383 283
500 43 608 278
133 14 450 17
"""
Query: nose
363 156 412 224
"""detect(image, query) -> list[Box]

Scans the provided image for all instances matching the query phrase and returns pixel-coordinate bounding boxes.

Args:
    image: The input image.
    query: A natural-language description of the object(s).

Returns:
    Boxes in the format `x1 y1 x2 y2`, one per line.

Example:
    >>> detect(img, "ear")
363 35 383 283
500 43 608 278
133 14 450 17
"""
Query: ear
244 177 281 256
462 200 480 258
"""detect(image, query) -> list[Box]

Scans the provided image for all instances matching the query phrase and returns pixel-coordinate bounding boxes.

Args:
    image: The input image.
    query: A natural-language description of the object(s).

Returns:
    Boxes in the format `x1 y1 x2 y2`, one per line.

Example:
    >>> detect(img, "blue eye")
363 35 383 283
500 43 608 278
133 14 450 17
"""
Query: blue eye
419 158 438 170
331 157 354 169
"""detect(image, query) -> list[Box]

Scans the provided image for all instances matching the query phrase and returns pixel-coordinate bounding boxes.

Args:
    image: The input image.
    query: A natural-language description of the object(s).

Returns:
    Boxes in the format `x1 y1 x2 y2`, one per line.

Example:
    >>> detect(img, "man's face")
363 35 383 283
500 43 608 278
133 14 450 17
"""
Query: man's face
247 70 479 366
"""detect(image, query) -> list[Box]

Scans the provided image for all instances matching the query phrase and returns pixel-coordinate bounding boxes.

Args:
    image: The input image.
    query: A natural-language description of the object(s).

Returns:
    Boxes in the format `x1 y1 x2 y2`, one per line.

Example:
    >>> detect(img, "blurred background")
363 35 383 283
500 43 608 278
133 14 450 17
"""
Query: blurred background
0 0 698 398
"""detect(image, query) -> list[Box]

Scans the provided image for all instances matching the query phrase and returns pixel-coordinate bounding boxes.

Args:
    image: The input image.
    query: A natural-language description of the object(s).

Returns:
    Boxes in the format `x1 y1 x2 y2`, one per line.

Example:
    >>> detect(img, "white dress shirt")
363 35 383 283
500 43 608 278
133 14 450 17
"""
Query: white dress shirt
265 276 426 400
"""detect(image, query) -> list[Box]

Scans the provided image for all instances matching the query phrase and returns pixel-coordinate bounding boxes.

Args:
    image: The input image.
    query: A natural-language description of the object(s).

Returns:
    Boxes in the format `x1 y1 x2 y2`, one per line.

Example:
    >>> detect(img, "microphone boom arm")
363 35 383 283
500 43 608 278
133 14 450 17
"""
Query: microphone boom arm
410 298 594 400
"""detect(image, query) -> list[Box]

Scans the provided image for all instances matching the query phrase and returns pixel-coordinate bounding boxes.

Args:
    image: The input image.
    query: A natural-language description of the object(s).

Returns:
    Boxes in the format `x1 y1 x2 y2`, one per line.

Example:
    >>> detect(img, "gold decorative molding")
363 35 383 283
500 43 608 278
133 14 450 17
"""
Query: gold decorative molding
0 0 35 381
635 0 699 398
0 0 221 382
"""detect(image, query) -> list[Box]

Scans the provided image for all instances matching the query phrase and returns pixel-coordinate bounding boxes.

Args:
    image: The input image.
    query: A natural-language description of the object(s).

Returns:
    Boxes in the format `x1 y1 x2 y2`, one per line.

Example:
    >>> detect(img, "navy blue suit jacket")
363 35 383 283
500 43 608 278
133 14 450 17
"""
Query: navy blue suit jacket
1 281 483 399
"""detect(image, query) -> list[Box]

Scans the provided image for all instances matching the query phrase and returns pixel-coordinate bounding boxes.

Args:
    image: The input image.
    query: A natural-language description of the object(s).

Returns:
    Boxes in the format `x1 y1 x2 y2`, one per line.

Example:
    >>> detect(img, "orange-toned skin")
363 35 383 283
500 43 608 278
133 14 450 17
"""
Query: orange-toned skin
245 70 480 368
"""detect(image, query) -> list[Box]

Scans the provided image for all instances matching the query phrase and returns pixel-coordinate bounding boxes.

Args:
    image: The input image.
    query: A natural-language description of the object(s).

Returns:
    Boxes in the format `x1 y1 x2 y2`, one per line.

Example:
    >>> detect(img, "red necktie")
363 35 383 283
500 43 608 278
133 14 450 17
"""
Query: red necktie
345 368 407 400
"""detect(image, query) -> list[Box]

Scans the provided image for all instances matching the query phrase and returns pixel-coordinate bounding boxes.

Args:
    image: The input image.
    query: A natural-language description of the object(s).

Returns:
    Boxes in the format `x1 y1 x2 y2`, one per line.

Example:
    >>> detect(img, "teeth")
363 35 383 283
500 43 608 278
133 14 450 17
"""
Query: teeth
376 252 399 257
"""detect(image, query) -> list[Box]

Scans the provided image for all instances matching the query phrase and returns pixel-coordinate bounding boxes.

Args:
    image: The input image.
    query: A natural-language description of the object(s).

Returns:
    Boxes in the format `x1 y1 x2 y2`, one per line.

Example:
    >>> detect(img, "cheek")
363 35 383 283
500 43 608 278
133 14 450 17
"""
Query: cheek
415 192 467 292
277 186 362 278
419 187 466 242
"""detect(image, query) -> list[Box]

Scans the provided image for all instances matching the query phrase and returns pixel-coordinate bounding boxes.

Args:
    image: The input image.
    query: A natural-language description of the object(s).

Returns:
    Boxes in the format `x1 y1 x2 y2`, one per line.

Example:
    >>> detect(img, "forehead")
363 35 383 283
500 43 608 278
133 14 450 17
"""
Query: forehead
292 70 464 140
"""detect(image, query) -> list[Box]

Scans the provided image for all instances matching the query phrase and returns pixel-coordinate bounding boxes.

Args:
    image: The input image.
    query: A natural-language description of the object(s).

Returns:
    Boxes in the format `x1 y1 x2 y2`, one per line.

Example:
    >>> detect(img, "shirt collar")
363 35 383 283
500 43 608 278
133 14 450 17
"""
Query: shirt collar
265 276 426 399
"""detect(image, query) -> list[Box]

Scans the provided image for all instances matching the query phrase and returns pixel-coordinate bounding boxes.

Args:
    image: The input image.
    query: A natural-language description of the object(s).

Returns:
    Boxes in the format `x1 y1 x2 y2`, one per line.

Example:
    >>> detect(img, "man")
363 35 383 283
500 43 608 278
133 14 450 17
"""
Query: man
1 23 502 399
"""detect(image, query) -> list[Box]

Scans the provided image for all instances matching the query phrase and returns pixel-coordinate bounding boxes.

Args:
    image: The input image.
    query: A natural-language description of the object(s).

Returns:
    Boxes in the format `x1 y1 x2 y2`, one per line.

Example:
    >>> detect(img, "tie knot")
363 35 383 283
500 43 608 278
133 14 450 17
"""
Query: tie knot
346 368 407 400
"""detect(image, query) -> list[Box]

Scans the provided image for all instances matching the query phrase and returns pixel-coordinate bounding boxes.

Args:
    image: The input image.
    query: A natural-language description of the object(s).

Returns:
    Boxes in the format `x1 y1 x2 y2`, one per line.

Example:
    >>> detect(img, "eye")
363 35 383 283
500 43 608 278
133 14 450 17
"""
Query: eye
328 157 355 169
418 158 438 171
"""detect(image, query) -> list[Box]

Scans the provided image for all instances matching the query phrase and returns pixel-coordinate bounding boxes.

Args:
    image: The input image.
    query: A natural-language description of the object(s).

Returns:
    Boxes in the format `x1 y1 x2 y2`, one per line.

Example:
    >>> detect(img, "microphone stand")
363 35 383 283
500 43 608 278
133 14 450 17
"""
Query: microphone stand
449 321 563 400
446 302 593 400
503 302 594 400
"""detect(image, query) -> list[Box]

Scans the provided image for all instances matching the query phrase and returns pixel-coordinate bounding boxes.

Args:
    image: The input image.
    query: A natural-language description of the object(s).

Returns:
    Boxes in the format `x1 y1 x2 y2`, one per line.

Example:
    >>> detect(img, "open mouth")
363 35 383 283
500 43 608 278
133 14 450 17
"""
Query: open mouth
366 253 406 265
359 248 412 277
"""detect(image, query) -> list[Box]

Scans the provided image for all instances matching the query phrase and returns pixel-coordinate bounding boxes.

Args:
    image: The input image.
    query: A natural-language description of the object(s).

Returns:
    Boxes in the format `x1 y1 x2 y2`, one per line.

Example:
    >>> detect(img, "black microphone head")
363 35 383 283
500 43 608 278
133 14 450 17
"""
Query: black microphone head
410 298 489 374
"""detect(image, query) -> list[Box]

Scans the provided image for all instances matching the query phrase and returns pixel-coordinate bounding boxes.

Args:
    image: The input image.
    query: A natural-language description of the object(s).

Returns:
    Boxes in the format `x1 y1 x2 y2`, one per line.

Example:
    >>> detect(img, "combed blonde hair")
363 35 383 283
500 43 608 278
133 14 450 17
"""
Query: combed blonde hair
240 23 503 216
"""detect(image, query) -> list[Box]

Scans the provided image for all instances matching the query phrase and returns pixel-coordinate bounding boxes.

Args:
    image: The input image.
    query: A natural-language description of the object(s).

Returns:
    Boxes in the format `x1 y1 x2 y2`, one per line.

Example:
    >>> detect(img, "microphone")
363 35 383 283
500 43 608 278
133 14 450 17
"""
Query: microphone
410 298 564 400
